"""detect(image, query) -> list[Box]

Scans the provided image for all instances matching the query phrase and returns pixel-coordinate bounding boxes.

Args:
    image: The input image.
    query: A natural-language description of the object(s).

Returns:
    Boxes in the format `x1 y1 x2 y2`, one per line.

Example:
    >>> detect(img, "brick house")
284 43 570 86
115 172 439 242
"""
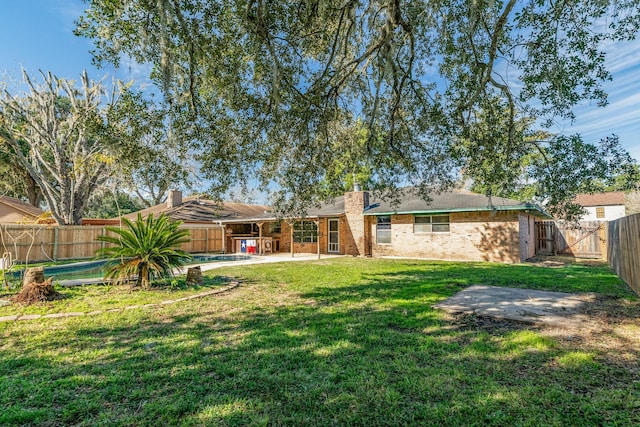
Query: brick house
279 188 547 263
121 188 548 263
361 189 549 263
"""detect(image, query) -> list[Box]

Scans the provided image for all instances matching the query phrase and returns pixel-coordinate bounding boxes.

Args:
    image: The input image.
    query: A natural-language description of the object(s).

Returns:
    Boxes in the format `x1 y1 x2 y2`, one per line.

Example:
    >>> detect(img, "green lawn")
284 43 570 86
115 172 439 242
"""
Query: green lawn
1 258 638 426
0 276 230 317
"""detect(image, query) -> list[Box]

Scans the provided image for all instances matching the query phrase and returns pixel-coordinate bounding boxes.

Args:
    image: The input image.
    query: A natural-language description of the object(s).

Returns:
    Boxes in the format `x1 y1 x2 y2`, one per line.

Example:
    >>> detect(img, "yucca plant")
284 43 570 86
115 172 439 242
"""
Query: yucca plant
97 213 192 289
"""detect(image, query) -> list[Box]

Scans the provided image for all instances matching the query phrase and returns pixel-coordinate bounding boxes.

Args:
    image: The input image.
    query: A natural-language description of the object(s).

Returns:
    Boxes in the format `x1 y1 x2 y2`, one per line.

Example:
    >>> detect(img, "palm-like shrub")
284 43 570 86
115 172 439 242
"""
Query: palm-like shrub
97 213 192 288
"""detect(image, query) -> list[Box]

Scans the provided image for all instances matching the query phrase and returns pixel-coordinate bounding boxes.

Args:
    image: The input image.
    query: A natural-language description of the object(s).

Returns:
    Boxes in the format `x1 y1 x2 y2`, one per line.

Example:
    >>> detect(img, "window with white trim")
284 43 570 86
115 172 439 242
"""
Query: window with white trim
293 221 317 243
376 216 391 244
414 215 450 233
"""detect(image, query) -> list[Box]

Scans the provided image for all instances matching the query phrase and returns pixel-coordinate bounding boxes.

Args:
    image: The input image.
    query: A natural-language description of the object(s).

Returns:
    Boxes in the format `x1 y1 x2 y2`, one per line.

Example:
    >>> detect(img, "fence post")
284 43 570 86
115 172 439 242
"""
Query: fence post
53 227 59 261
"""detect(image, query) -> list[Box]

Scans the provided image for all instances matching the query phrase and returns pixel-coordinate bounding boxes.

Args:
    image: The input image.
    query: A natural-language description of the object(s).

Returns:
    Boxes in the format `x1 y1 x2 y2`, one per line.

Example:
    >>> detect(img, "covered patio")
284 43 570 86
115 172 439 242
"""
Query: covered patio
218 214 346 258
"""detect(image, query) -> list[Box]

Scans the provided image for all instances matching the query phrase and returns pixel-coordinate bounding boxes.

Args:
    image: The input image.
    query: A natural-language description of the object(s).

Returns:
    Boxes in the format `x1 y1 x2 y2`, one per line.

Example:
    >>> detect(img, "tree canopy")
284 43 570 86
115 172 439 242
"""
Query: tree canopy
76 0 640 215
108 91 197 207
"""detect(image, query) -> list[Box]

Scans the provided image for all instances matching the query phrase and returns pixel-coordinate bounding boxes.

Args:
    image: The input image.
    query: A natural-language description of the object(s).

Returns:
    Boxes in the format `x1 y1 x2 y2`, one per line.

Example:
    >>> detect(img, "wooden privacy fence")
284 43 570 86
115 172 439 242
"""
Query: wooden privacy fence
607 214 640 296
0 224 224 263
535 221 606 258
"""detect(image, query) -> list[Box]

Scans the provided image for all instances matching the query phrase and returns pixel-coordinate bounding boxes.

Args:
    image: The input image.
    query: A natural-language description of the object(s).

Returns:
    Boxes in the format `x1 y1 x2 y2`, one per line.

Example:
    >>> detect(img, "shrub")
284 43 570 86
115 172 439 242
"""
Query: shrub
97 213 192 289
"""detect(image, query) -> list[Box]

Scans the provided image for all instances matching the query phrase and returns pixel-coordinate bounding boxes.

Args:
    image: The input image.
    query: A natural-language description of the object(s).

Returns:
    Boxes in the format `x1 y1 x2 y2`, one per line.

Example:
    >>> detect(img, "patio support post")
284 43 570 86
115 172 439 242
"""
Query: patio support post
314 219 320 260
290 220 294 258
257 222 264 255
219 222 226 253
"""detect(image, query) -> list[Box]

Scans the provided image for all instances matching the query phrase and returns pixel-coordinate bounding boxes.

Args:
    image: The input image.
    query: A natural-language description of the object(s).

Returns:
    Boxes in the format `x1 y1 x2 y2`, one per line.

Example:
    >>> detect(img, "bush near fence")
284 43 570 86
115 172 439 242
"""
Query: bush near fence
0 224 224 263
607 213 640 296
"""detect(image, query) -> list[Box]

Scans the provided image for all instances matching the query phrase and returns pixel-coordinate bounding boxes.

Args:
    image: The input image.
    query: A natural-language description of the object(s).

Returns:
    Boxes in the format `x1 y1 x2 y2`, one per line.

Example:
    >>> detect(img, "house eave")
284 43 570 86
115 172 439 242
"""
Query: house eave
364 204 552 219
216 216 279 224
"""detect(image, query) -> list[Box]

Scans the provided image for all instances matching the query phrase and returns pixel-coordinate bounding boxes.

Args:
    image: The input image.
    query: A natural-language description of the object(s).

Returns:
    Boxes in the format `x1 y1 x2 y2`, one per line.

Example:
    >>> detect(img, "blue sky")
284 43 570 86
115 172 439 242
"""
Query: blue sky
1 0 639 160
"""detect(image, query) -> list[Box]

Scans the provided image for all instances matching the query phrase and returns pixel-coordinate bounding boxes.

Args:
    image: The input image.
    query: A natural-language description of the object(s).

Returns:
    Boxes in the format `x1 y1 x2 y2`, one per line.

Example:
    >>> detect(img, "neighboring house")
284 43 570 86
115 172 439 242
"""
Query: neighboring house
574 192 626 221
0 196 46 224
118 188 549 263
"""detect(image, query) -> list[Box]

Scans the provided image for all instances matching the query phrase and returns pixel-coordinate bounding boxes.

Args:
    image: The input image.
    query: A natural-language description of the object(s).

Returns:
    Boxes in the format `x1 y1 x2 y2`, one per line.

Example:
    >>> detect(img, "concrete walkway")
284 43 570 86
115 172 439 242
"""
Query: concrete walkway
434 285 595 327
196 253 345 273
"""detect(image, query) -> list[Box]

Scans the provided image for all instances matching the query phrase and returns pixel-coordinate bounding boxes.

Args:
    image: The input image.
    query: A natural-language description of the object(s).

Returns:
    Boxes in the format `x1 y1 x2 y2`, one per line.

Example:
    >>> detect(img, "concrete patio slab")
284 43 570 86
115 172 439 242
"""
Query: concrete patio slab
434 285 595 327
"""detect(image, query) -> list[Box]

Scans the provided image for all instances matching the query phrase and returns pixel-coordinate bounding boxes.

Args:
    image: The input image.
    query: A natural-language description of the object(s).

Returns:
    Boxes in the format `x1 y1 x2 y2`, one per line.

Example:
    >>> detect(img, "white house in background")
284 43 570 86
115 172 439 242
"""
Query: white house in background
575 192 626 221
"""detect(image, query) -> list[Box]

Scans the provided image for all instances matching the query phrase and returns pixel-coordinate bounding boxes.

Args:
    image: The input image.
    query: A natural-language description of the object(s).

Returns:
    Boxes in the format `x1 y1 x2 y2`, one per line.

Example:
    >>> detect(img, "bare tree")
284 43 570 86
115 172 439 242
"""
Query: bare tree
0 70 119 224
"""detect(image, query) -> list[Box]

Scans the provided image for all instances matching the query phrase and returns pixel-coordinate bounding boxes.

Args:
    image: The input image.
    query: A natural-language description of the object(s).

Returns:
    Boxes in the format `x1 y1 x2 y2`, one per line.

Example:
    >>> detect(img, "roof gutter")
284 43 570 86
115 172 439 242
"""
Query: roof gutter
363 204 552 219
215 216 279 224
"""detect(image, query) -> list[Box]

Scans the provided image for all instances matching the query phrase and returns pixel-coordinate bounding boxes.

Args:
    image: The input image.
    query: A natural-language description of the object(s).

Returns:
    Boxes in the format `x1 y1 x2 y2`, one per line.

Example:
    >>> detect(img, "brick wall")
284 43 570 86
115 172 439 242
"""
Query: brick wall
370 211 522 263
344 191 369 256
280 217 349 255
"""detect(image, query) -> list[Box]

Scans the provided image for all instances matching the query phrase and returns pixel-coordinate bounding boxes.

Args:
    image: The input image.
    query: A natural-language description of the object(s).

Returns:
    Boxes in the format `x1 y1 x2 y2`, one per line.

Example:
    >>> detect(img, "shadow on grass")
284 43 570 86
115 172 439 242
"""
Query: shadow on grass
1 259 638 426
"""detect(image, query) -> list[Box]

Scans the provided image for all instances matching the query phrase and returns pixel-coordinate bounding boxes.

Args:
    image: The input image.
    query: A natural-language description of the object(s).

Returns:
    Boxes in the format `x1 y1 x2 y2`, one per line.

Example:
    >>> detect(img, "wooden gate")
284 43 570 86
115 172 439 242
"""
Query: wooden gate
535 222 555 255
535 221 606 258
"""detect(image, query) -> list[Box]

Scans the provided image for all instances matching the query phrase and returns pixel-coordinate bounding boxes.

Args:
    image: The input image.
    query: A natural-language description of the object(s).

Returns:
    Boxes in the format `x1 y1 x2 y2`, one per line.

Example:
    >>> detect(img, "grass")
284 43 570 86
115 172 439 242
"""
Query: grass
0 276 230 316
1 258 638 426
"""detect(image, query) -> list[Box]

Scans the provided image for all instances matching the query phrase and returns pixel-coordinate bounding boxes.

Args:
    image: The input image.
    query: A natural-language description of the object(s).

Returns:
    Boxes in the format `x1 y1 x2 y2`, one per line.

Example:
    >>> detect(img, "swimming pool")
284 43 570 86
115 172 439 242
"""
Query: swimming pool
7 254 252 282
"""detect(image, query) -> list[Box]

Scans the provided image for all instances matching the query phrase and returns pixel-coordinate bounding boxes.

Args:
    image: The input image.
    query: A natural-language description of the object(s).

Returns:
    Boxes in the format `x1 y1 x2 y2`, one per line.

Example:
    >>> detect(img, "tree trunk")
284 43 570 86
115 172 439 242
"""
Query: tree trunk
138 264 149 289
25 173 43 208
23 267 45 286
186 266 203 285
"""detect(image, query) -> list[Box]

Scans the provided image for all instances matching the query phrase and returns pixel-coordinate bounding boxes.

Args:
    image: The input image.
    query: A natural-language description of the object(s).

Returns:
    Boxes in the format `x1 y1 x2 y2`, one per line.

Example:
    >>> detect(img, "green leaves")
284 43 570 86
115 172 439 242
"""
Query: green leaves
75 1 640 218
530 134 639 221
97 213 192 288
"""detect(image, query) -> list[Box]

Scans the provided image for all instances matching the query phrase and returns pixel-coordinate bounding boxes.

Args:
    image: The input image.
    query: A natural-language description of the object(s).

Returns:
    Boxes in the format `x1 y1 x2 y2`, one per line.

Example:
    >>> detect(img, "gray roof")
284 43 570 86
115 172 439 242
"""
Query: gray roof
223 197 346 222
363 189 549 217
306 196 345 217
123 189 549 224
122 197 274 223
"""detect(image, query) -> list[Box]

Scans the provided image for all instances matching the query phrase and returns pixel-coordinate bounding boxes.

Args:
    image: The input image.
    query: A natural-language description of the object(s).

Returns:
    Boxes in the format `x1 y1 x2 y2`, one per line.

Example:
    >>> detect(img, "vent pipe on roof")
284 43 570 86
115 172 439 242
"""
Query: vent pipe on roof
167 189 182 208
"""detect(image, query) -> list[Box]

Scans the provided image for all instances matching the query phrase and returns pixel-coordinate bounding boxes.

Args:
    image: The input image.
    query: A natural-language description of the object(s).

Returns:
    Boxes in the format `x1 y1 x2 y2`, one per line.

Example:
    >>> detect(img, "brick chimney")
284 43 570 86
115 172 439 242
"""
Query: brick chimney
343 185 370 256
166 189 182 209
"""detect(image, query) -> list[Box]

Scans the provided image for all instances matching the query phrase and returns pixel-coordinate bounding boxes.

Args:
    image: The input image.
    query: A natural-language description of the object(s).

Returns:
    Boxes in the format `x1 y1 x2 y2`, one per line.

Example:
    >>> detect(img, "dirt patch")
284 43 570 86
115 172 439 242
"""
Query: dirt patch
525 255 607 268
10 278 63 305
445 294 640 369
447 312 541 334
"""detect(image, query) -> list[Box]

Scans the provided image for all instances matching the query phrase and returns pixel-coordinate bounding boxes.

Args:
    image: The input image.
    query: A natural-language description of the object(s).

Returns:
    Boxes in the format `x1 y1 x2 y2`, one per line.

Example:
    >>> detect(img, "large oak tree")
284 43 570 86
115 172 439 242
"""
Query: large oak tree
76 0 640 215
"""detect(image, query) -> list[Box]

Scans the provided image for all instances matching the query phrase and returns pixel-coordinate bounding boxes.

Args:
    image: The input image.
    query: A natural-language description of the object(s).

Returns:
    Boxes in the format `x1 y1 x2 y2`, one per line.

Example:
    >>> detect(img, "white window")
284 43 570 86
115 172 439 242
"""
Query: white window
376 216 391 244
414 215 450 233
